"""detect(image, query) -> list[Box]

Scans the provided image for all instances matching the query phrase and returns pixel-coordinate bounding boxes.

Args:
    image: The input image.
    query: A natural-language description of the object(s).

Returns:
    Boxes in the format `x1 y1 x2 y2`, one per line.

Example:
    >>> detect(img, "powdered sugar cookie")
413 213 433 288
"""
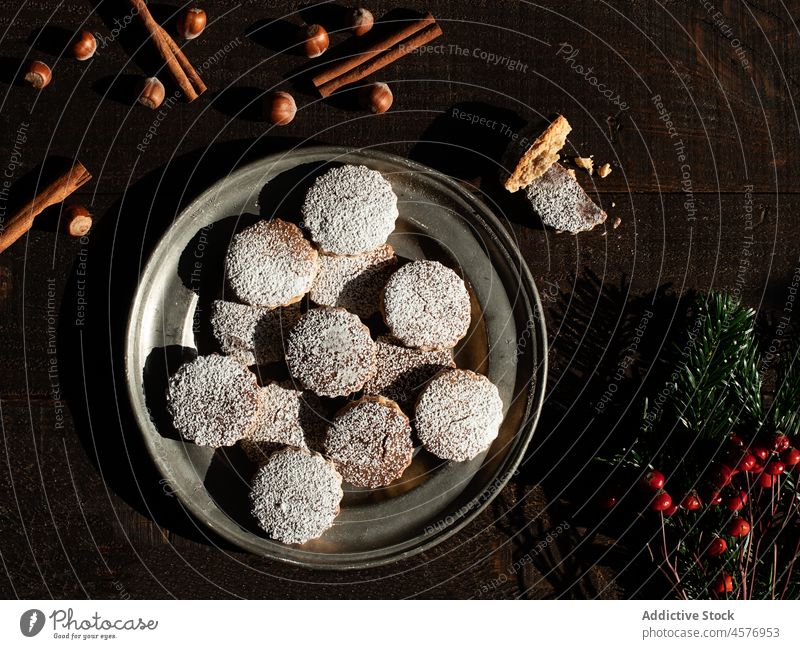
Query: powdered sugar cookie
415 369 503 462
301 165 398 255
326 396 413 488
310 244 397 318
166 354 260 447
364 335 455 409
286 307 377 398
250 447 343 544
225 218 319 308
382 260 471 350
210 300 300 365
239 382 328 462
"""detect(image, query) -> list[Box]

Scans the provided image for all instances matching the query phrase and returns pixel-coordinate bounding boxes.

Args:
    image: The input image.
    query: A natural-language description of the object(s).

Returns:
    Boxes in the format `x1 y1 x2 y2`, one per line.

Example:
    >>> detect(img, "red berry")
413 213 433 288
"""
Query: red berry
643 469 665 491
664 503 679 517
726 491 748 512
727 518 751 537
781 447 800 466
712 573 734 594
681 493 702 511
597 489 618 509
650 491 673 512
750 461 765 474
765 461 785 476
707 537 727 558
708 491 723 506
759 473 775 488
753 446 770 461
772 433 790 452
738 453 757 472
729 433 745 448
710 464 734 488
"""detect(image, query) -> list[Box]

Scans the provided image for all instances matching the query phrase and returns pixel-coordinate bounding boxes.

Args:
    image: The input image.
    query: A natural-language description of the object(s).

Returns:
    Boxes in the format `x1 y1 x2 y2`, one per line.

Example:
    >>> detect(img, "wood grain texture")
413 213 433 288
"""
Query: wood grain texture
0 0 797 599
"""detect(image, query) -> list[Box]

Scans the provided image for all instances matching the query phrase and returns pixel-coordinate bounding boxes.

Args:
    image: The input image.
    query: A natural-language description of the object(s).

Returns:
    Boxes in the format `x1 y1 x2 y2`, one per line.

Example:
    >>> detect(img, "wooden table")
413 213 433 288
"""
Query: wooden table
0 0 795 599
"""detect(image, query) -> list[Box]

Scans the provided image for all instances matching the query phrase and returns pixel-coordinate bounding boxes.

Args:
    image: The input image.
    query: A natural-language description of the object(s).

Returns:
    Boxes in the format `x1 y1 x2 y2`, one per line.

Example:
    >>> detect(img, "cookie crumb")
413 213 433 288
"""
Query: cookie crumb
613 217 622 229
574 156 594 174
598 163 612 178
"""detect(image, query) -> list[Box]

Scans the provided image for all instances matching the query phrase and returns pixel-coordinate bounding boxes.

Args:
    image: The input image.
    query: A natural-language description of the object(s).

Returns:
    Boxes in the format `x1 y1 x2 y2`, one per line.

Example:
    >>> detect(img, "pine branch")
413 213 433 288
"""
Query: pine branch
644 292 760 442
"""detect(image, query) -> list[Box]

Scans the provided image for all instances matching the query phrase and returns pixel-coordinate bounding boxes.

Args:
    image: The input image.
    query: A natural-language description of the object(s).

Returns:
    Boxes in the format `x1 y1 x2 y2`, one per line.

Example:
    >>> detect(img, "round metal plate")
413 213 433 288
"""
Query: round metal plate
125 146 547 569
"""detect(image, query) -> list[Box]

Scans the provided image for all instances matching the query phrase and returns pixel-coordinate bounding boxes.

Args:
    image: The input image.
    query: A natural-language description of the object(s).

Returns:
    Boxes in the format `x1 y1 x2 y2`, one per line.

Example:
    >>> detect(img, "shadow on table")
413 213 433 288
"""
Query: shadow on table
491 270 687 598
55 136 303 550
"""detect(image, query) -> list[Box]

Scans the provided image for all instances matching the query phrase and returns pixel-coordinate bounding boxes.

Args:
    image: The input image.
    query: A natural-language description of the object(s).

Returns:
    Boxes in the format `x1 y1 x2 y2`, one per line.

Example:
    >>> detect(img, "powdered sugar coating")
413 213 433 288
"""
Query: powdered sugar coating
250 448 343 544
415 369 504 462
524 163 607 234
286 307 377 397
301 165 399 255
310 244 397 318
382 260 471 350
326 396 413 488
166 355 260 447
364 336 455 410
225 219 319 307
239 382 328 462
210 300 301 365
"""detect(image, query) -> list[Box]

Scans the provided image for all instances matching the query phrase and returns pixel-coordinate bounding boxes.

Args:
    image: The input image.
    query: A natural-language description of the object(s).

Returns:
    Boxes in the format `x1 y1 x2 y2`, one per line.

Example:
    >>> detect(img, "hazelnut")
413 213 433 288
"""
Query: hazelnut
347 8 374 36
359 82 392 114
64 205 93 237
23 61 52 89
177 7 206 40
71 30 97 61
300 24 329 58
137 77 165 109
264 91 296 125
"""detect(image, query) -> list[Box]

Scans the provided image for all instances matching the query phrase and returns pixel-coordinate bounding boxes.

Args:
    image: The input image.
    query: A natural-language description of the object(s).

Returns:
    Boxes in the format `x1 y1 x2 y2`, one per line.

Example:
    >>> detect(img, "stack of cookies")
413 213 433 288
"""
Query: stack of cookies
165 164 504 545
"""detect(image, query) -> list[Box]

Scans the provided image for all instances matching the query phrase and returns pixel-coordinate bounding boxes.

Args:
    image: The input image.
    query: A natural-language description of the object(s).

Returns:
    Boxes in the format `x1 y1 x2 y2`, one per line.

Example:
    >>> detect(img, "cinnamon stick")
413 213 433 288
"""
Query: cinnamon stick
0 161 92 254
163 26 207 95
129 0 205 101
317 22 443 97
312 13 437 89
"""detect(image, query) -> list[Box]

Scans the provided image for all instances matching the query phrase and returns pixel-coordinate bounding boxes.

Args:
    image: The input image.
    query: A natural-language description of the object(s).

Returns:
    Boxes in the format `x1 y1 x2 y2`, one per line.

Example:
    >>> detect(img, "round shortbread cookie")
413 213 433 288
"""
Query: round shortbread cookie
382 260 471 350
364 336 455 410
239 382 328 462
210 300 301 366
250 447 343 545
225 218 319 308
326 396 413 488
300 165 398 255
166 354 260 447
309 244 397 318
286 307 377 398
415 369 503 462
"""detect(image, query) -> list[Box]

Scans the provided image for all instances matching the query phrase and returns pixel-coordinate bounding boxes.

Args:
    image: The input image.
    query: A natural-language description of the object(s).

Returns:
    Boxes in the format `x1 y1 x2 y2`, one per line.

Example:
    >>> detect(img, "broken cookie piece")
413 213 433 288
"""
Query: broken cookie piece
503 115 572 192
524 163 607 234
598 163 612 178
574 156 594 174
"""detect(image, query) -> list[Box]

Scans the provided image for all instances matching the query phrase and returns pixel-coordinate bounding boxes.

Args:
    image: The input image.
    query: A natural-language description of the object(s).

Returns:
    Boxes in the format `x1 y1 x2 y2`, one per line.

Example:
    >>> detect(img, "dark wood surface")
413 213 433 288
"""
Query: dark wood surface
0 0 797 599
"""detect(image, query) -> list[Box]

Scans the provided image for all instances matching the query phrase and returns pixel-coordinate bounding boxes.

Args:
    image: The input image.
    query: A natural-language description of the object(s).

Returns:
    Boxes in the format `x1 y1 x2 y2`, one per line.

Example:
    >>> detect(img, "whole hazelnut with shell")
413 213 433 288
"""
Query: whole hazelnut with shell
71 30 97 61
359 82 392 113
301 24 329 58
137 77 165 109
23 61 52 89
265 91 297 125
177 8 207 40
348 8 374 36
